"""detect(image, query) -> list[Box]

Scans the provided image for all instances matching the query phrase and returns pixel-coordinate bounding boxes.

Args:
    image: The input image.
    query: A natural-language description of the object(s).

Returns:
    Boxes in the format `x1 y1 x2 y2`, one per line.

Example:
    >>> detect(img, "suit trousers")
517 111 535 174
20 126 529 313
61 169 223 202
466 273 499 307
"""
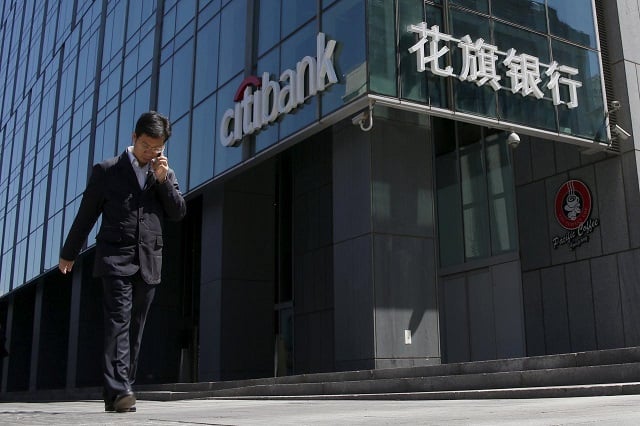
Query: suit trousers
101 273 156 402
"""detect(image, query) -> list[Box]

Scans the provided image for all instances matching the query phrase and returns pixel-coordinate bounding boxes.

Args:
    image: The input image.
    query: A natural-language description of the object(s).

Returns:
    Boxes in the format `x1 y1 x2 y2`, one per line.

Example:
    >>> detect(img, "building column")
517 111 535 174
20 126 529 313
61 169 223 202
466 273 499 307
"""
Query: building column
66 260 83 389
29 280 43 391
198 186 224 381
332 111 441 370
1 301 13 392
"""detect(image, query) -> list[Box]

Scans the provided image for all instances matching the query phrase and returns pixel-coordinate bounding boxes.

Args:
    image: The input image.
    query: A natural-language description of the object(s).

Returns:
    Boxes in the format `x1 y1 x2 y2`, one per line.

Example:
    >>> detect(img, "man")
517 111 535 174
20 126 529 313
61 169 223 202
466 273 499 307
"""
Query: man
59 111 186 413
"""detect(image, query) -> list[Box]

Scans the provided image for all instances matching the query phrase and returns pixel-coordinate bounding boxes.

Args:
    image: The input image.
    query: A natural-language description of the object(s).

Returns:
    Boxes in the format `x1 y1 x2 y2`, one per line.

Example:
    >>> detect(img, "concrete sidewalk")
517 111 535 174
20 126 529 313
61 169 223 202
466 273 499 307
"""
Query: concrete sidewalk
2 394 640 425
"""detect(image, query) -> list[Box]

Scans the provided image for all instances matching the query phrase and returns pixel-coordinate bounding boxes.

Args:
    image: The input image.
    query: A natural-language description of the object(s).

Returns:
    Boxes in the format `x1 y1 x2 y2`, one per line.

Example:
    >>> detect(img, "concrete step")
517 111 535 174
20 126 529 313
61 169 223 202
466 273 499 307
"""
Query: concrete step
204 382 640 400
134 346 640 395
135 346 640 395
135 362 640 400
4 346 640 402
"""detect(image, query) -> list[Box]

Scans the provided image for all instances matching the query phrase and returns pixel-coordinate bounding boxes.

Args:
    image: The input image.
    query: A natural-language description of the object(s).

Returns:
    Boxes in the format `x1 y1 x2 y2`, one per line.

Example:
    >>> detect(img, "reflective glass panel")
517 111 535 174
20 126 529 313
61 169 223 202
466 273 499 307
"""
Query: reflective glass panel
434 118 464 267
460 140 490 260
190 95 216 189
449 9 495 116
400 3 447 106
281 0 316 39
218 0 246 85
170 40 194 120
552 40 605 140
321 0 366 115
450 0 488 13
165 114 189 190
485 131 517 254
214 74 243 176
369 0 396 96
547 0 597 48
258 0 280 56
491 0 546 33
493 21 555 130
157 60 172 119
278 24 317 140
255 48 281 153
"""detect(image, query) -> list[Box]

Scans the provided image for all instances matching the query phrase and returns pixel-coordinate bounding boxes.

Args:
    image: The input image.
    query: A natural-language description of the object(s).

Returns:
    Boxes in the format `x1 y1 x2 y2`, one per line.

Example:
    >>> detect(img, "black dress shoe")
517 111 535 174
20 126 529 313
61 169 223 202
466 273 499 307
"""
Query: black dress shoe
113 390 136 413
105 402 136 412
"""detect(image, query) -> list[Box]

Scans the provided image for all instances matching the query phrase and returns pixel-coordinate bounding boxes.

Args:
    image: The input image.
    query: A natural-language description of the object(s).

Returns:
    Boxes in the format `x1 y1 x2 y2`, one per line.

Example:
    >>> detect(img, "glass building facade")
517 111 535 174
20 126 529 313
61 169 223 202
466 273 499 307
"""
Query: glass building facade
3 0 640 397
0 0 608 297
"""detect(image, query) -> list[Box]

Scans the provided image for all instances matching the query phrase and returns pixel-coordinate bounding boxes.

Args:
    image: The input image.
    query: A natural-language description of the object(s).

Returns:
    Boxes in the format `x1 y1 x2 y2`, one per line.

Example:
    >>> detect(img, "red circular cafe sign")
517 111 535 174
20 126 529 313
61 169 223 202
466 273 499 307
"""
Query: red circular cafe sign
555 180 592 230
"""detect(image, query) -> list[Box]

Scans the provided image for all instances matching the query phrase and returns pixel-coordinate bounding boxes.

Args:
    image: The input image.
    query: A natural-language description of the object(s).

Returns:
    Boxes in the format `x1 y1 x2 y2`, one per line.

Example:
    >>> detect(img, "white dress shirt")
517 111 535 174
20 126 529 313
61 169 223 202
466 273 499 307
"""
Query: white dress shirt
127 146 151 189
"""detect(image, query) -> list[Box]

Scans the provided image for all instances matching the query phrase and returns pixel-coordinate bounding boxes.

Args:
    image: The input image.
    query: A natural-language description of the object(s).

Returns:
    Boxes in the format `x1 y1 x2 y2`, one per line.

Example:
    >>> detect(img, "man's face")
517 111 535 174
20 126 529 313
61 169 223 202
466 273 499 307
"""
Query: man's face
132 133 165 165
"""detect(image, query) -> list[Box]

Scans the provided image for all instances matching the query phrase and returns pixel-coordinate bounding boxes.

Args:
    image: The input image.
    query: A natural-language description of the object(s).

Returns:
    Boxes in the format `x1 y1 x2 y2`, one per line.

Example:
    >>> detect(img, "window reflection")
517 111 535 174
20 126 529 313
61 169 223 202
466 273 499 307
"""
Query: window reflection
485 132 517 254
547 0 596 48
370 0 396 96
450 0 488 13
165 115 189 190
398 3 447 106
255 48 281 152
493 22 555 130
218 0 247 86
553 41 604 140
282 0 316 39
279 24 317 139
170 40 194 120
190 95 216 189
493 21 549 63
492 0 546 33
214 74 244 176
434 119 463 267
321 0 366 115
258 0 280 56
450 9 495 116
435 118 517 266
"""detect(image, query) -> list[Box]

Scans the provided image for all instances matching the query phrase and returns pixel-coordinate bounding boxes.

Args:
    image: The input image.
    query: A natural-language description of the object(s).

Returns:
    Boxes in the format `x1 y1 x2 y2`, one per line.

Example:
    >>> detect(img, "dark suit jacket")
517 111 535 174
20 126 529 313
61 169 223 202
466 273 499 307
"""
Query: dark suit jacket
61 150 186 284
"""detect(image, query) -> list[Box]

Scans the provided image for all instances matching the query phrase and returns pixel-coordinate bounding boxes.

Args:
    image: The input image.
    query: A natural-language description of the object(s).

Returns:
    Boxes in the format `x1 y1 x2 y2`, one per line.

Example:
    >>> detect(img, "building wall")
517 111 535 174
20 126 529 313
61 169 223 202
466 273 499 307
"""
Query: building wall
514 132 640 355
497 0 640 358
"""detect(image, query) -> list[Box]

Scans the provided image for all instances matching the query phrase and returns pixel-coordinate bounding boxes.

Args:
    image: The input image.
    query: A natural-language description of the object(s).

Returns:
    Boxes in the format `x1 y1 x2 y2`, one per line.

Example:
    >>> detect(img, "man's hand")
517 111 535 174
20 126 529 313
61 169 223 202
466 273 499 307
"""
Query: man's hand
59 258 75 274
151 155 169 183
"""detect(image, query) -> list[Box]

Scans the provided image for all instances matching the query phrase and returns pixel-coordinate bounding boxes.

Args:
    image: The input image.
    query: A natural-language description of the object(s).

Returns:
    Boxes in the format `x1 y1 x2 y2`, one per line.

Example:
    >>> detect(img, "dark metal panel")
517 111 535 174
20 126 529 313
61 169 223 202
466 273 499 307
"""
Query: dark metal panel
591 254 624 349
492 260 526 359
565 260 597 352
522 270 545 356
467 269 496 361
441 275 469 363
618 249 640 347
541 265 571 354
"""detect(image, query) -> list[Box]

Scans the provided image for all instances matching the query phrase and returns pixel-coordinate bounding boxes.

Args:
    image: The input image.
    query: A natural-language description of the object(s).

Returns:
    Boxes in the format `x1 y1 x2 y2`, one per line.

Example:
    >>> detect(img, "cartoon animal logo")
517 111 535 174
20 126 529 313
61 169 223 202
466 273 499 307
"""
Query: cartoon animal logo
555 180 592 230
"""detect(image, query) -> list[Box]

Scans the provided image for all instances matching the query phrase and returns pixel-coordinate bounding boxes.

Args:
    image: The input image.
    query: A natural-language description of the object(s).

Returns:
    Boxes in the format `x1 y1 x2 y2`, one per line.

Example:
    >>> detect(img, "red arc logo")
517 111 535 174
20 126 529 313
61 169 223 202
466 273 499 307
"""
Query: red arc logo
233 76 262 102
554 180 592 230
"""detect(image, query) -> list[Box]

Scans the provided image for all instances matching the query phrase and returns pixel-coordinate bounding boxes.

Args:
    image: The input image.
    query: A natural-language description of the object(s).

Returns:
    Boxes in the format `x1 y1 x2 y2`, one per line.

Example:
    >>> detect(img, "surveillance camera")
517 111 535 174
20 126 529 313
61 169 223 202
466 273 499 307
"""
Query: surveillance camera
351 111 367 126
351 110 374 131
612 124 631 140
507 131 520 148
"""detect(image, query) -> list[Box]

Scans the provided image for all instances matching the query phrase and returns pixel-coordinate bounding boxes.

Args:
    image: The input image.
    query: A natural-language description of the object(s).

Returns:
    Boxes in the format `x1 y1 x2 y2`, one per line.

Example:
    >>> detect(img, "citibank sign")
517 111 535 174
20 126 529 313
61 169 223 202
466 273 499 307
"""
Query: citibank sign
220 32 338 147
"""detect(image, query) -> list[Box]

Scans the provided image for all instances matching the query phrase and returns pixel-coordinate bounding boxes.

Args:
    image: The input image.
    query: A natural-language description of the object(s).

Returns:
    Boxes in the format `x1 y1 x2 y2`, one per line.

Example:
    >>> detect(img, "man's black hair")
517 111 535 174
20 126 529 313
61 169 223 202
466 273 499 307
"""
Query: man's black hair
134 111 172 141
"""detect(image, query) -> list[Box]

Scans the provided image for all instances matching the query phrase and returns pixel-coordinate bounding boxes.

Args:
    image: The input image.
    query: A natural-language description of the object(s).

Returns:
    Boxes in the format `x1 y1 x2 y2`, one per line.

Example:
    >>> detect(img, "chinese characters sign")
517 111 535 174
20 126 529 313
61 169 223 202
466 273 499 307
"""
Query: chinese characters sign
408 23 582 109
